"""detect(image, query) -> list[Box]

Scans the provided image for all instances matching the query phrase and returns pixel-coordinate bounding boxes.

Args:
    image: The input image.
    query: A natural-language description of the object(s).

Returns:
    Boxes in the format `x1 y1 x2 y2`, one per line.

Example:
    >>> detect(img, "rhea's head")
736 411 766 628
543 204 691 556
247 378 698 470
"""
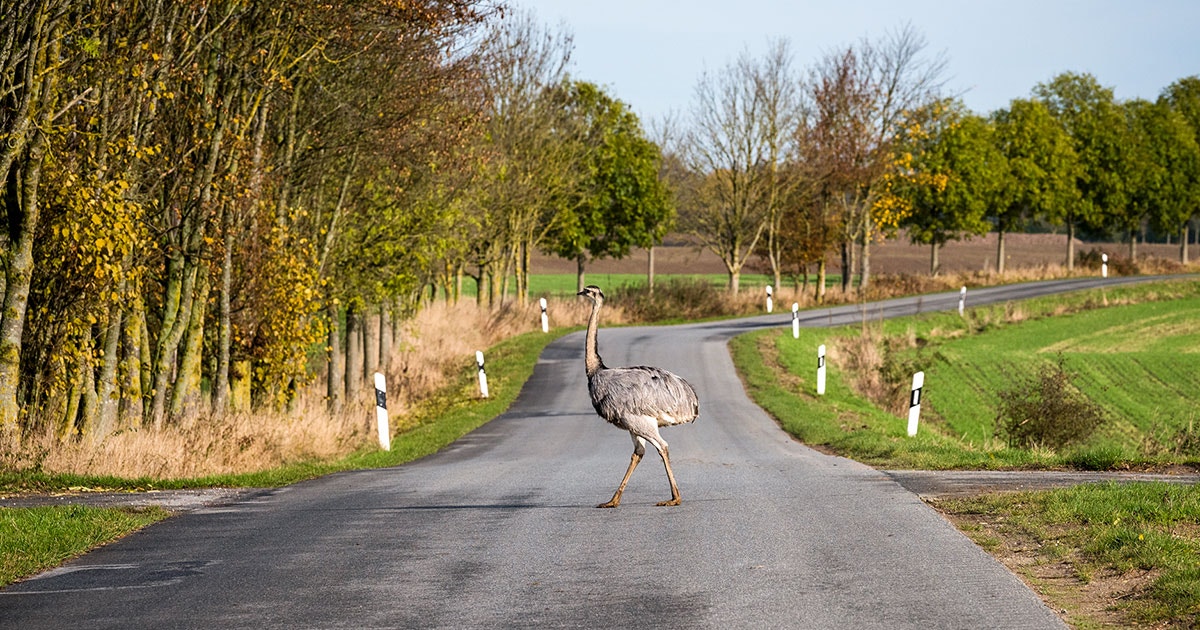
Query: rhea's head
577 285 604 304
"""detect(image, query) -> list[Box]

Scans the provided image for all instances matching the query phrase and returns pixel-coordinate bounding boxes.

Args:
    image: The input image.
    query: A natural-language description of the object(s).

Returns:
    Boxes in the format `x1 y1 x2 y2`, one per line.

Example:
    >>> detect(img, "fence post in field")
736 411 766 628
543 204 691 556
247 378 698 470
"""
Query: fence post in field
539 297 549 333
817 344 827 396
373 372 390 450
792 303 800 339
476 350 489 398
907 371 924 437
765 285 773 313
958 286 966 317
1101 253 1108 278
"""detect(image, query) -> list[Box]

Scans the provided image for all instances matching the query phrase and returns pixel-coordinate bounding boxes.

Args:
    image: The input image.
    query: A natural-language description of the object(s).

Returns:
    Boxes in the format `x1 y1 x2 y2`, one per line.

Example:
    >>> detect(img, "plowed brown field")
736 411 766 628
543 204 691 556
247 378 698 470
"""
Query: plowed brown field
530 231 1190 276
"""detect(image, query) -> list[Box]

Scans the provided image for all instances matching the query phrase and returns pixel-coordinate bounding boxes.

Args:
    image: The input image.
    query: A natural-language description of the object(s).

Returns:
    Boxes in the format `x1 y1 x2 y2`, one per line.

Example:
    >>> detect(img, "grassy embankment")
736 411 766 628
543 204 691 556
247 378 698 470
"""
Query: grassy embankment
731 278 1200 627
732 279 1200 469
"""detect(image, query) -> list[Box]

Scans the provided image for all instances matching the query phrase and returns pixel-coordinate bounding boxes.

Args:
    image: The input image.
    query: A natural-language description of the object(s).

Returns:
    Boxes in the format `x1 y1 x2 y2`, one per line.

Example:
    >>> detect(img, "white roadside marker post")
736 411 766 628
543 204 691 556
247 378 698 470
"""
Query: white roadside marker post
958 286 966 317
792 303 800 339
1101 253 1108 278
765 285 773 313
476 350 489 398
540 297 549 333
373 372 390 451
817 344 827 396
907 371 924 437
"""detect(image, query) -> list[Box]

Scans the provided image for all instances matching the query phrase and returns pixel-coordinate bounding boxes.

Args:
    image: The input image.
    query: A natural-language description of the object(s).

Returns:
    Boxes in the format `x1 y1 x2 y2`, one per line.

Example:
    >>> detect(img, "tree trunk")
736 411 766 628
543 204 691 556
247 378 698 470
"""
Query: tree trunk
647 246 655 294
996 229 1007 275
860 230 872 290
1129 231 1137 260
78 342 98 438
213 205 233 412
120 291 146 429
276 80 303 230
1182 224 1190 265
92 276 127 440
815 259 827 303
576 254 586 292
839 241 853 293
521 240 531 306
365 303 380 376
0 119 50 448
345 303 364 400
326 301 344 412
149 257 197 428
930 243 940 276
1066 220 1076 271
230 360 252 411
379 302 392 374
60 351 86 441
170 264 209 419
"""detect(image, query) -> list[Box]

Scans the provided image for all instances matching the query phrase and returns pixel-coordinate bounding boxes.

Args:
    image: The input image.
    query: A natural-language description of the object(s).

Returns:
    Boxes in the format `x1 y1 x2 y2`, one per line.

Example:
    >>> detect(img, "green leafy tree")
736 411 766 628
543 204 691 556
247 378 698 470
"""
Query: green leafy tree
1126 98 1200 262
1160 76 1200 263
897 101 1001 275
1033 72 1126 269
990 99 1081 273
543 82 673 291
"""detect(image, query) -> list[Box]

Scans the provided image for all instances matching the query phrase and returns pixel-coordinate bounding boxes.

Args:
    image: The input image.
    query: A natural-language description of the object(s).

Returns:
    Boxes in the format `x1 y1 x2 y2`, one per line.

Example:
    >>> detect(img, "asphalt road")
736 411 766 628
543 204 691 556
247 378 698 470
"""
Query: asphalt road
0 276 1177 629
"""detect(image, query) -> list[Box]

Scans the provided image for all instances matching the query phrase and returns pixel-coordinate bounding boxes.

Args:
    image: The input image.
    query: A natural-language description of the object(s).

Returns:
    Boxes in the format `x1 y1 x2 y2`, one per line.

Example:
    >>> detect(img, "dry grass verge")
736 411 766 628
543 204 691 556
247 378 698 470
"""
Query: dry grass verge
8 296 616 481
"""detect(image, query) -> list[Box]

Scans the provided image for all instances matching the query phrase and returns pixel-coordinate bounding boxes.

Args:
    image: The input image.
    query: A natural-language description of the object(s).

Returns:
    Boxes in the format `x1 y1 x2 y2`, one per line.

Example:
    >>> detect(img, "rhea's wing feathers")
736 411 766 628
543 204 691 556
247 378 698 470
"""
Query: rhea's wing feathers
589 366 699 425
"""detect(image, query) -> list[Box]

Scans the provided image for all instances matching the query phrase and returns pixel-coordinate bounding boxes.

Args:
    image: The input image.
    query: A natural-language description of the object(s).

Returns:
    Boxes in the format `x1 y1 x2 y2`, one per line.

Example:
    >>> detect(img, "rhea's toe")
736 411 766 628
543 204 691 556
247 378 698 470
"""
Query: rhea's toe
655 498 681 507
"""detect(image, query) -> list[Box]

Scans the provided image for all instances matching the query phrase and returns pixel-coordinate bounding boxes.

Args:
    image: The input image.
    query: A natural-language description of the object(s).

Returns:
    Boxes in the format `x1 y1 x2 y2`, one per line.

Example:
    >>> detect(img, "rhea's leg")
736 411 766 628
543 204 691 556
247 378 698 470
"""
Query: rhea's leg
598 434 646 508
654 445 683 506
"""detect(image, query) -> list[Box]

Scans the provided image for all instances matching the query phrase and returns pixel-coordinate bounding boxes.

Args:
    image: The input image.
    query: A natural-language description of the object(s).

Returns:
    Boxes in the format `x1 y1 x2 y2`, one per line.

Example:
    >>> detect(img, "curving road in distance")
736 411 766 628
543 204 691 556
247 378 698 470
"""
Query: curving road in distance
1 276 1174 629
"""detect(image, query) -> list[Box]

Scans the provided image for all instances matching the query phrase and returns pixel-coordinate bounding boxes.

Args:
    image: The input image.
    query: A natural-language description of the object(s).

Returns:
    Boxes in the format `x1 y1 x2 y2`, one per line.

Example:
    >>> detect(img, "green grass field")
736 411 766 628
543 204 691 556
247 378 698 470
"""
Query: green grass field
913 297 1200 450
452 272 841 299
733 280 1200 469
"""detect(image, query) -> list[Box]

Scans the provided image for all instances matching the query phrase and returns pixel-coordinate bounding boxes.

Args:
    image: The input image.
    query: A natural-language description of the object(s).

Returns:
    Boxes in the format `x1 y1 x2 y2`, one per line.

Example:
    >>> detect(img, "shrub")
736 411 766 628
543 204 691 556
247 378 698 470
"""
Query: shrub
994 355 1108 450
610 278 733 321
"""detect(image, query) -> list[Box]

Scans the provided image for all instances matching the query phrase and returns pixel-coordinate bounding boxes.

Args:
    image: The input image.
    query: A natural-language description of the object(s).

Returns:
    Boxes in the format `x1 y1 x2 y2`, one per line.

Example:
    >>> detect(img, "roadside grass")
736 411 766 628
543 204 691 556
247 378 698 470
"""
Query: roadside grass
0 505 170 585
935 483 1200 628
732 279 1200 470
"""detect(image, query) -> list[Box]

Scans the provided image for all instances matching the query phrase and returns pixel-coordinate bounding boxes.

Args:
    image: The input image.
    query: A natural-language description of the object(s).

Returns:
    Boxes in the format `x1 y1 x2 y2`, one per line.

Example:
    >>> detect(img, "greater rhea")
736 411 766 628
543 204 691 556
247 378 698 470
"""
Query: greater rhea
577 285 699 507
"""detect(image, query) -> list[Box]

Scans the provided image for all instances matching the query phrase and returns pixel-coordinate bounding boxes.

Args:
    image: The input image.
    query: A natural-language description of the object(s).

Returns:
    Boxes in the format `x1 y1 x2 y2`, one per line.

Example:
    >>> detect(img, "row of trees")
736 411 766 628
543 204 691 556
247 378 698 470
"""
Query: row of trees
3 3 1196 451
665 27 1200 295
895 74 1200 274
0 2 678 449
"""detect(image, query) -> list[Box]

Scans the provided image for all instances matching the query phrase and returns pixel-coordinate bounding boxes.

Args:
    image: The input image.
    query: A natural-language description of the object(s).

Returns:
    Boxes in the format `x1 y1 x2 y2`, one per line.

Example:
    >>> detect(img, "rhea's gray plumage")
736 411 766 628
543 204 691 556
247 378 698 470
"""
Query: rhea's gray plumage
577 285 699 508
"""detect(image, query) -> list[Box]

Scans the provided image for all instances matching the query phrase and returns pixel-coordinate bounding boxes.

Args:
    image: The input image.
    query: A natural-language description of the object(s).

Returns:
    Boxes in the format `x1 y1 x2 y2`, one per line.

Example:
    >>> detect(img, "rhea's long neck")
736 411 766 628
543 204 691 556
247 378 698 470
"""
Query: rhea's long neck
584 299 604 377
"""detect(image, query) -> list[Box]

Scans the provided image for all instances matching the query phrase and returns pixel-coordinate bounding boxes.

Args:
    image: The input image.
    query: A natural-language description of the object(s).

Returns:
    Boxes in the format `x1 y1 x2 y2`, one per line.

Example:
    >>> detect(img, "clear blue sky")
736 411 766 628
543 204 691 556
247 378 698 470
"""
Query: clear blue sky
512 0 1200 124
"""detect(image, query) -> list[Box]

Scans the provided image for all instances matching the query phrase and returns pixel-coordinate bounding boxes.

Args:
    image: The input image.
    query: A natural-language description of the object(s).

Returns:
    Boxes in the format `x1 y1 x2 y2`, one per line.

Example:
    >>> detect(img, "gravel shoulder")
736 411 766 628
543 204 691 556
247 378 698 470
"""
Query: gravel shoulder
0 488 265 512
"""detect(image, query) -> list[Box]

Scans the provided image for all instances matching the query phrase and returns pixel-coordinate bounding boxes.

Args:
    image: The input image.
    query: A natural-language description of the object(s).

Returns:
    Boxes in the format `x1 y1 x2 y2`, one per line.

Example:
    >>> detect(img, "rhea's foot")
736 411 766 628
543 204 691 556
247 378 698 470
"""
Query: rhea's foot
655 498 681 507
596 499 620 508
